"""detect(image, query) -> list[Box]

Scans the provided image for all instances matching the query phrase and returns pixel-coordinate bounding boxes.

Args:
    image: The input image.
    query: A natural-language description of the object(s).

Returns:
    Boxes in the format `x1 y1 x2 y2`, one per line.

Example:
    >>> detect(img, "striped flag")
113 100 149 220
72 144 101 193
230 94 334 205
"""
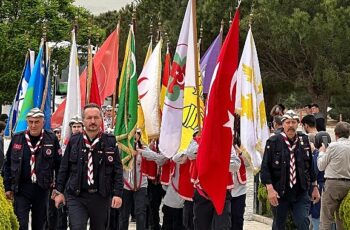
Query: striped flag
5 50 35 137
15 40 50 132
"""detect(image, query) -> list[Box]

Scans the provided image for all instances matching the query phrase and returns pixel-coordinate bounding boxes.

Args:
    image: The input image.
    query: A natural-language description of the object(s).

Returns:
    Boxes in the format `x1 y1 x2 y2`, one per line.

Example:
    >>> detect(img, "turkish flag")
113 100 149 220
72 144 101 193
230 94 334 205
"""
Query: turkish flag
89 62 101 107
51 28 119 127
196 9 240 214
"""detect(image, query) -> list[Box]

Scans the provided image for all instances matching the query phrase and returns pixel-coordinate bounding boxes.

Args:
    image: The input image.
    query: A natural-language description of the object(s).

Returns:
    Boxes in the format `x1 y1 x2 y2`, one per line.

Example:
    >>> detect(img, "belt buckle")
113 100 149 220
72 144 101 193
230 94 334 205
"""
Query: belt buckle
87 189 97 193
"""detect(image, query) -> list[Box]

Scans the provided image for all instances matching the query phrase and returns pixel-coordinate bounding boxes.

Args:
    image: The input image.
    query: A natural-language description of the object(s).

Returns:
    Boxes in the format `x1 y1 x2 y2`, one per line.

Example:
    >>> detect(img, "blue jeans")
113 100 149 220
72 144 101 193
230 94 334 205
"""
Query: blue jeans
312 218 320 230
272 191 310 230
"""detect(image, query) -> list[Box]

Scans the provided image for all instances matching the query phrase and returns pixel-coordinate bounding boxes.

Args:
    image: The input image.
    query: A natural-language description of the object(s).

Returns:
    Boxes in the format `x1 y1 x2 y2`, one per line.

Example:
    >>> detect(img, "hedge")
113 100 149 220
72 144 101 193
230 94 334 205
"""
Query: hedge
0 176 19 230
340 189 350 229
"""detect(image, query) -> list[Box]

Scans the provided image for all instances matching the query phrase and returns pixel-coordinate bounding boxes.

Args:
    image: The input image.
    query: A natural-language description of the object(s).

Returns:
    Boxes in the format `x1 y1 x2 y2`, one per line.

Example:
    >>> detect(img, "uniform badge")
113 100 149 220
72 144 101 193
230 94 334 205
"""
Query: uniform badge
46 149 52 156
108 156 113 162
58 149 63 156
13 144 22 150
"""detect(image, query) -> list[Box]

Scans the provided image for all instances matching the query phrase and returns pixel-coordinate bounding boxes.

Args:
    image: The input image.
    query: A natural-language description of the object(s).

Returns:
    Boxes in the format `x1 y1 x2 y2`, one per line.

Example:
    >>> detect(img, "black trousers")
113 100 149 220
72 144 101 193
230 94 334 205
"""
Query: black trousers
193 190 232 230
66 192 110 230
46 188 68 230
108 208 119 230
183 200 194 230
230 194 246 230
14 182 48 230
119 188 147 230
162 205 185 230
147 181 165 230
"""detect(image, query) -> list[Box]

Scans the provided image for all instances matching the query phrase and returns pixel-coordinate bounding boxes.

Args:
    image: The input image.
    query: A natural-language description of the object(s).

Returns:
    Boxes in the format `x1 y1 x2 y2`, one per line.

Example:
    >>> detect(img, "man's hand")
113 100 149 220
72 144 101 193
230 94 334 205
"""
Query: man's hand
310 142 316 153
5 191 13 200
266 184 280 207
311 186 321 204
54 194 65 208
111 196 122 208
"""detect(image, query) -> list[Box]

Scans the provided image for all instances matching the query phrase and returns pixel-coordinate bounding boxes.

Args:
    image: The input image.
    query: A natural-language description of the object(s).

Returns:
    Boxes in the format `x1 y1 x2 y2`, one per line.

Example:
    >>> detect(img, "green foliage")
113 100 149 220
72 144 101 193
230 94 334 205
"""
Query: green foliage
257 183 296 229
258 183 272 217
0 0 104 105
0 176 18 230
340 189 350 229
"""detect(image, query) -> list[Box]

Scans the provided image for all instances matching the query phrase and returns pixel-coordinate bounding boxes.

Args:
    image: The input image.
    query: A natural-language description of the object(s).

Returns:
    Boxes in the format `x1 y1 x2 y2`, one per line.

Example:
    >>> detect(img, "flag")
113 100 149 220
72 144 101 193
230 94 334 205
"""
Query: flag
137 40 153 144
235 27 269 170
196 9 240 214
159 0 195 158
115 25 138 170
51 27 120 127
200 31 223 94
159 44 171 112
89 62 102 107
138 39 162 139
61 30 81 145
5 50 35 137
15 40 49 132
42 43 52 130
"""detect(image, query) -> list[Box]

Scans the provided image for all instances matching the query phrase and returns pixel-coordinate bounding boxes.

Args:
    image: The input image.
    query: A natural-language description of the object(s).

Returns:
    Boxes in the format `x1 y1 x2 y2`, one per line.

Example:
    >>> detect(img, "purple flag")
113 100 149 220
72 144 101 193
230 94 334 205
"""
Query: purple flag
200 31 223 94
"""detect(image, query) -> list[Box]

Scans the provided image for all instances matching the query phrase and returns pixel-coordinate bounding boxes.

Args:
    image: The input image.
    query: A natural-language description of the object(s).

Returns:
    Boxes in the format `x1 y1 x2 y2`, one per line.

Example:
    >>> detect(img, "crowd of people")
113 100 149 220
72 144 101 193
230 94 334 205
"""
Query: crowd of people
264 104 350 230
0 102 349 230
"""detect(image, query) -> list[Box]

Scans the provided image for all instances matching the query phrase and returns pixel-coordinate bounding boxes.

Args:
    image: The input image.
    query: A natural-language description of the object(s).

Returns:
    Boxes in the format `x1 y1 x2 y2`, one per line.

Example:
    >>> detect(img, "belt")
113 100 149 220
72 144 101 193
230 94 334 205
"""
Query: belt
86 188 98 193
325 178 350 181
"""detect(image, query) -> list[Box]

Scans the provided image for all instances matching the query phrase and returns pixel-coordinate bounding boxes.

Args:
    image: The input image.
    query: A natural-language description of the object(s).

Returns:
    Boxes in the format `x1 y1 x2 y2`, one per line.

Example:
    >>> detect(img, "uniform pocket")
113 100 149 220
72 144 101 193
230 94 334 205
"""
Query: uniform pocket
272 152 282 168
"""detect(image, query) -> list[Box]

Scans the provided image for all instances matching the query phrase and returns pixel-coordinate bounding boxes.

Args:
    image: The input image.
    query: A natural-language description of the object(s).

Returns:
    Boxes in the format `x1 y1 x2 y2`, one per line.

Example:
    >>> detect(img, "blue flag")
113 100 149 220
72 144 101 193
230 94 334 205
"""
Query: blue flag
15 41 51 132
5 51 34 137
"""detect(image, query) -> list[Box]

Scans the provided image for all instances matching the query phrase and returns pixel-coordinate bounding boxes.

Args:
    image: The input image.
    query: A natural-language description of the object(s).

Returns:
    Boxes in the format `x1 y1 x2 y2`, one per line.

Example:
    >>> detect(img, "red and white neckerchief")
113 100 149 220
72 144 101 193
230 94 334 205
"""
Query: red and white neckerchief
25 129 44 183
83 133 101 186
281 132 298 188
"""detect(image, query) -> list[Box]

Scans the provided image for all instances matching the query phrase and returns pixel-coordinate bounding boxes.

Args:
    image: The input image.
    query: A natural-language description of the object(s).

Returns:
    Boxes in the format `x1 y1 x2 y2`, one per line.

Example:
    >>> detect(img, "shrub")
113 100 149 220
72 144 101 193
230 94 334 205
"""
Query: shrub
0 176 19 230
339 190 350 229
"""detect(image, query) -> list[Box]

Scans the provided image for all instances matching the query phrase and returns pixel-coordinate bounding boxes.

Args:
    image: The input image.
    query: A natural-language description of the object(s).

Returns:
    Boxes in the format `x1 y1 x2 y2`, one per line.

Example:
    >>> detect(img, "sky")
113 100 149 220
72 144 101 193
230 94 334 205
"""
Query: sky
74 0 134 15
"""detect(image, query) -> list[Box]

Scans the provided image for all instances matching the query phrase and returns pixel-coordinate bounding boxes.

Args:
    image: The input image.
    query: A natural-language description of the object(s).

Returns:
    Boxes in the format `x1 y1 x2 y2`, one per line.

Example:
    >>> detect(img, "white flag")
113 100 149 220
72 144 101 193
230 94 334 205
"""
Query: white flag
61 29 81 146
138 39 162 138
159 0 195 157
235 28 269 170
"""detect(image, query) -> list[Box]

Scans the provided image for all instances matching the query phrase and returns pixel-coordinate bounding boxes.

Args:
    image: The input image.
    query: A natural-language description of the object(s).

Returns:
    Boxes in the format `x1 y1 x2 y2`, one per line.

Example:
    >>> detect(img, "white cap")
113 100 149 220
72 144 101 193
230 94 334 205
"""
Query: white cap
26 108 44 118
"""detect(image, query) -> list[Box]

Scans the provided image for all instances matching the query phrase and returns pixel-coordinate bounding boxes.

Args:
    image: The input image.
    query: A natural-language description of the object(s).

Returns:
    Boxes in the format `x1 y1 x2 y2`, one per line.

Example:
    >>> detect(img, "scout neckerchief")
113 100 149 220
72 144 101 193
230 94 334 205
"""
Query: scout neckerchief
281 132 298 188
25 129 44 183
83 132 101 186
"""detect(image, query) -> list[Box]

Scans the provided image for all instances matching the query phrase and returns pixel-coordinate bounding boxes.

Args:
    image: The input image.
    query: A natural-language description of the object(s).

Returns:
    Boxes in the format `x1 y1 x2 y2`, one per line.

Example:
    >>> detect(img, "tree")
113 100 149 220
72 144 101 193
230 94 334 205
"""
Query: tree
251 0 350 114
0 0 104 105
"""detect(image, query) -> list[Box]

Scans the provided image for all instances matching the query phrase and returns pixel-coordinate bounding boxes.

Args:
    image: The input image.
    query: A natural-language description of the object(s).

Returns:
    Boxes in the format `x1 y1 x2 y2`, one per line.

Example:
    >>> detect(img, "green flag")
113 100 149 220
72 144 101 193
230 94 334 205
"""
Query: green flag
115 25 138 170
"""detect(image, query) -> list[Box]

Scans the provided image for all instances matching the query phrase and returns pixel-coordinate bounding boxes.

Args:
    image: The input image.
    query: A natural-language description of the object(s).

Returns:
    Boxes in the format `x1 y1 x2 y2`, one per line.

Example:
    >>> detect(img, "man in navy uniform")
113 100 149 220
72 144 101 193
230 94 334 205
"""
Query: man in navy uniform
261 110 320 229
3 108 61 230
54 103 123 229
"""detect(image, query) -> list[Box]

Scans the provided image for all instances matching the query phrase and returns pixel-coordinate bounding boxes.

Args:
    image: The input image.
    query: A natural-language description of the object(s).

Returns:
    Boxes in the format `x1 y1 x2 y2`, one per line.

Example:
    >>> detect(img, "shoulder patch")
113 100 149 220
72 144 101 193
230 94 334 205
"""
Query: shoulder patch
13 144 22 150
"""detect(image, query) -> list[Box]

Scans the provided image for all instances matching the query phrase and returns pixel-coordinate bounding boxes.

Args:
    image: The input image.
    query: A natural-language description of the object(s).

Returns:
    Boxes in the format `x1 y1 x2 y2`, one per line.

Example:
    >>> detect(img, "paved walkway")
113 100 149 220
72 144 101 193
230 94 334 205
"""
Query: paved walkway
128 220 271 229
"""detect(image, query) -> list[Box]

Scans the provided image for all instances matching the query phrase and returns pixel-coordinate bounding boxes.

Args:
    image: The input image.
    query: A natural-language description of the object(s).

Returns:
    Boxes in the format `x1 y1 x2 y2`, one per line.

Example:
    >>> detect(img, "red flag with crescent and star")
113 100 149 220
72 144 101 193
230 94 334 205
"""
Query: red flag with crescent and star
196 9 240 214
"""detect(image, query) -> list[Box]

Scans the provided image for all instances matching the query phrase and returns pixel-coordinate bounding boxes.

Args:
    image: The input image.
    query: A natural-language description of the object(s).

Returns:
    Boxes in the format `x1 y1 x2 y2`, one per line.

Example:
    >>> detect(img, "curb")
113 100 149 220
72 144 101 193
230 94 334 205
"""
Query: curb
252 214 273 226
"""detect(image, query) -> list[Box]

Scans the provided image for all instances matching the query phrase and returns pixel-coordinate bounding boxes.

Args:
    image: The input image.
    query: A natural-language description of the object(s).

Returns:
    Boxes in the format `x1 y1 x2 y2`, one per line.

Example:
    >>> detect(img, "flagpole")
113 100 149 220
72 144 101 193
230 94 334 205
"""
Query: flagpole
112 19 120 128
40 22 49 112
191 0 202 134
132 5 138 191
86 17 93 105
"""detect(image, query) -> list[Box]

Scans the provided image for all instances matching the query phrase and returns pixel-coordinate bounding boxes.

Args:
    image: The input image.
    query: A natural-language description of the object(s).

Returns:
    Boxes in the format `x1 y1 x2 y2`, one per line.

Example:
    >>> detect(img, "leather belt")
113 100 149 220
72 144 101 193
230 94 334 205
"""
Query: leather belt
325 178 350 181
